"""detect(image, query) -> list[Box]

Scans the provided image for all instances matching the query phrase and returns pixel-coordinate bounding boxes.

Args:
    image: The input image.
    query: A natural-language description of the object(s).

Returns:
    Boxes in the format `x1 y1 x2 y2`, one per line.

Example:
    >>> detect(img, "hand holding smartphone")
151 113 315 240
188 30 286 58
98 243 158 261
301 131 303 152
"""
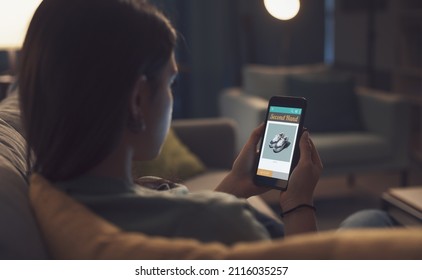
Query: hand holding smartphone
253 96 307 191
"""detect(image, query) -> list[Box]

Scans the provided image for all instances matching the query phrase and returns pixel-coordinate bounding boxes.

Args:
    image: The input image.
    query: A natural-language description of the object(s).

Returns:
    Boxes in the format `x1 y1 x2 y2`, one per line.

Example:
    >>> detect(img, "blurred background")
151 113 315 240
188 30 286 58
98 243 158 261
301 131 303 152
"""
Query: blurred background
148 0 419 118
2 0 420 117
1 0 421 229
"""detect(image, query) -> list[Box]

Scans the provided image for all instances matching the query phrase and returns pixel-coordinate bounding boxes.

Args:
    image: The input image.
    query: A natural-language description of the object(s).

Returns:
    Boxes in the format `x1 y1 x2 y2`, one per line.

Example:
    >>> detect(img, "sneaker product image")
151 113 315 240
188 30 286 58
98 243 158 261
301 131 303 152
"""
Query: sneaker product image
268 132 291 153
273 136 290 153
269 133 285 148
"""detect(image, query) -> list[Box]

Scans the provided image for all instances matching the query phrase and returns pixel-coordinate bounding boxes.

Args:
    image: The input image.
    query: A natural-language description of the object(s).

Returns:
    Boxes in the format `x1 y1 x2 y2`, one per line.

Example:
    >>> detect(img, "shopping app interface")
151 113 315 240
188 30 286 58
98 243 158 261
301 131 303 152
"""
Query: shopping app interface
257 106 302 180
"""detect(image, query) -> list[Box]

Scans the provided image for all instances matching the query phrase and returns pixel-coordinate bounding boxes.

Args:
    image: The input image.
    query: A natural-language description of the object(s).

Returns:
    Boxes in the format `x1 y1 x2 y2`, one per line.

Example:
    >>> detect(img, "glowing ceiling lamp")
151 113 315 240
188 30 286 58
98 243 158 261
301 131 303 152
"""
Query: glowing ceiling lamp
264 0 301 21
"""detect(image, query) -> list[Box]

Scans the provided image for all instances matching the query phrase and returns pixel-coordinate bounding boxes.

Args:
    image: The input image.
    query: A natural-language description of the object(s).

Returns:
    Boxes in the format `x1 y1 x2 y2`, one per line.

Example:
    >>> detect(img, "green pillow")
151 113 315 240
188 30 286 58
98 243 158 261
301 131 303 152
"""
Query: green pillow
285 72 362 133
132 129 206 181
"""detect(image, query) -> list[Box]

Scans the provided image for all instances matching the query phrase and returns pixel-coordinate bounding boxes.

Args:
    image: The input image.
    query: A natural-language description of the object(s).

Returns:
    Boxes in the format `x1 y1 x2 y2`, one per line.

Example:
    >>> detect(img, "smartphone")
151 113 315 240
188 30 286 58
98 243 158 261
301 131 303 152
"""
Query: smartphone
253 96 307 191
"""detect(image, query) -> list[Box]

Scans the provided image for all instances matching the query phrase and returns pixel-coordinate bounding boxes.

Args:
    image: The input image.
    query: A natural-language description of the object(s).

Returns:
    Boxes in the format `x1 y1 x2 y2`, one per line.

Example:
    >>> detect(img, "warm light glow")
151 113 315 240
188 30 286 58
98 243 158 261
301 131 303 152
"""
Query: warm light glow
0 0 43 49
264 0 300 21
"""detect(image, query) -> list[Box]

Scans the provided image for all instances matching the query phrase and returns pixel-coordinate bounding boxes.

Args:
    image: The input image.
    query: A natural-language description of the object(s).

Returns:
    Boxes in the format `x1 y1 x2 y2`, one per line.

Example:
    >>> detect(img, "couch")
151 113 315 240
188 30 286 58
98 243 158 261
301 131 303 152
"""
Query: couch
2 90 421 260
29 173 422 259
0 92 275 259
0 93 48 259
220 64 411 185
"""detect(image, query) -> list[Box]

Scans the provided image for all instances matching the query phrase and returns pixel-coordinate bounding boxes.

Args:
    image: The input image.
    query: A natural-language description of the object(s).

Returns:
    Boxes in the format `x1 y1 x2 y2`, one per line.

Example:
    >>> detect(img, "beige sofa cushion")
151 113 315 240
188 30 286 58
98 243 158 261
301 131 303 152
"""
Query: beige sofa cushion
30 174 422 260
132 128 206 181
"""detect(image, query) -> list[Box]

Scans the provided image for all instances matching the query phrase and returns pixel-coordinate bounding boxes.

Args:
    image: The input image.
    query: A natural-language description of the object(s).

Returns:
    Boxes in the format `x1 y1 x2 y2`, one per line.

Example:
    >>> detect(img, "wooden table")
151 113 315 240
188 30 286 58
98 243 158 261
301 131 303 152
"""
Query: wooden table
382 187 422 226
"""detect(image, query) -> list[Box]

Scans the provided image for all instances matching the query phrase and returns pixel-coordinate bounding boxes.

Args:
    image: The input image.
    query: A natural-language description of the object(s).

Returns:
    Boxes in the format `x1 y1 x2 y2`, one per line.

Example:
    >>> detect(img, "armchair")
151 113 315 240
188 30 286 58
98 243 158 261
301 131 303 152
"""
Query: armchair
220 65 410 185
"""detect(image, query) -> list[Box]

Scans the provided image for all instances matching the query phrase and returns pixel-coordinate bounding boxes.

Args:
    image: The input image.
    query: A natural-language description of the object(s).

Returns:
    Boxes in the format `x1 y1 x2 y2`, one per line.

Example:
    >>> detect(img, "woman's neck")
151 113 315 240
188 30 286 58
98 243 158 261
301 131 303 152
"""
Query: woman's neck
87 140 133 186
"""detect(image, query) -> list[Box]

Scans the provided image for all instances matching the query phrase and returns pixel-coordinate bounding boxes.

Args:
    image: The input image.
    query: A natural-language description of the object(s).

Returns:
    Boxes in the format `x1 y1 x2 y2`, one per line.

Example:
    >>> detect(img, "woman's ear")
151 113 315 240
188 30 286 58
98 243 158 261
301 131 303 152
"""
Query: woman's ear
129 75 149 120
128 75 149 133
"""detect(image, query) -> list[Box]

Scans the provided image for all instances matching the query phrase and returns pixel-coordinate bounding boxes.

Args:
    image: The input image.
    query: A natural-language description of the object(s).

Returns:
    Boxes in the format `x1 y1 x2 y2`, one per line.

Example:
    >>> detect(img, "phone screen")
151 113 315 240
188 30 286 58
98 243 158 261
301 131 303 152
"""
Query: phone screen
256 105 303 182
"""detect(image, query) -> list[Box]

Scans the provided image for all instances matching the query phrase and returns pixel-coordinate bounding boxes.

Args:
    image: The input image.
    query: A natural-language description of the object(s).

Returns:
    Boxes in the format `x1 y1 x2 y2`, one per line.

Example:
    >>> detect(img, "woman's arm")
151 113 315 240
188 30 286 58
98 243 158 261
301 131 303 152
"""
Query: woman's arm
278 132 322 235
215 123 270 199
215 125 323 236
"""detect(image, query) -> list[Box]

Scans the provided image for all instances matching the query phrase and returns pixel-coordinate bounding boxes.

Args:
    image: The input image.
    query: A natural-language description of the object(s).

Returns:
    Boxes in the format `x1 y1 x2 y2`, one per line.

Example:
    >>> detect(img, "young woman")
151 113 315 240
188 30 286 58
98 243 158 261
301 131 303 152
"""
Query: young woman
19 0 323 245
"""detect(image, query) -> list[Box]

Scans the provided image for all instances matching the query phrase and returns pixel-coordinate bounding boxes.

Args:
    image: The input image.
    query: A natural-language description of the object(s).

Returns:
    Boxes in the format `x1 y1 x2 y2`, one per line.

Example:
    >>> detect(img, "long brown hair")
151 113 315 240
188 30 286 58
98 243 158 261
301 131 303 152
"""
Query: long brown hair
19 0 176 182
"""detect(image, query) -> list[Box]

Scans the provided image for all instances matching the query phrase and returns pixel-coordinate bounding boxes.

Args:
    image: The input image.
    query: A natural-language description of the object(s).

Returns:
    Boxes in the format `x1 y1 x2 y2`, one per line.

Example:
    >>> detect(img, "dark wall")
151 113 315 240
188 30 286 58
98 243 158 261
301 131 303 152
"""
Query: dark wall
333 0 394 90
240 0 325 66
0 51 10 73
153 0 325 118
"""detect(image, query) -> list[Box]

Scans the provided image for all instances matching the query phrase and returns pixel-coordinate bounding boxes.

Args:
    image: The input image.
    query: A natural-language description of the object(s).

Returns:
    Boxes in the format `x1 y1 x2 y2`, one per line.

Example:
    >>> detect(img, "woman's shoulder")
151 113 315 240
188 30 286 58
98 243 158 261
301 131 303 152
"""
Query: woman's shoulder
62 175 271 244
132 184 271 243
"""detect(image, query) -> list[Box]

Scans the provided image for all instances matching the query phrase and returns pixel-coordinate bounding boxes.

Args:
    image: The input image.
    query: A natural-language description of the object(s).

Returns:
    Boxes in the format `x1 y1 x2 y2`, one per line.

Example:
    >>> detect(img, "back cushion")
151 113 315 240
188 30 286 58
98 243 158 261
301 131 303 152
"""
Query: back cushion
132 129 206 181
243 64 329 100
285 72 362 133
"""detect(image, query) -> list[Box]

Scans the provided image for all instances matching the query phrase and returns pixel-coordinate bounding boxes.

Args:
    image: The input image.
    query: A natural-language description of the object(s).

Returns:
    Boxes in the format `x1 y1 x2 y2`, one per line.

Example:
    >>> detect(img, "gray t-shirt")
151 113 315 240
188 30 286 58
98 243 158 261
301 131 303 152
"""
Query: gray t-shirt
57 175 270 245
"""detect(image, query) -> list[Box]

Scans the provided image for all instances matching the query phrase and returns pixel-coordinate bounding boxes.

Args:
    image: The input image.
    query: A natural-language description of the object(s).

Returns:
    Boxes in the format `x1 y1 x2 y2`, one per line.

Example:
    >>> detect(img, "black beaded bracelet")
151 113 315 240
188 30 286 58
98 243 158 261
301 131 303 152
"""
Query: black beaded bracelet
280 204 316 218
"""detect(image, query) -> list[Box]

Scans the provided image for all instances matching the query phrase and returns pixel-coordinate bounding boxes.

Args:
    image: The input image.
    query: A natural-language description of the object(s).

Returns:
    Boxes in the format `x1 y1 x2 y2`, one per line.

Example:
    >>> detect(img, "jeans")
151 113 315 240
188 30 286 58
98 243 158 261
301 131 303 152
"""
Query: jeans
338 209 398 230
255 207 397 239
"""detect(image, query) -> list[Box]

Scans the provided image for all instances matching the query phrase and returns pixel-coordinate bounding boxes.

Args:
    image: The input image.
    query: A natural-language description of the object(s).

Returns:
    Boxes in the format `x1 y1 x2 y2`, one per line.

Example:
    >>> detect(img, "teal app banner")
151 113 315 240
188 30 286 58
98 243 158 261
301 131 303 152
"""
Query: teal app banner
270 106 302 115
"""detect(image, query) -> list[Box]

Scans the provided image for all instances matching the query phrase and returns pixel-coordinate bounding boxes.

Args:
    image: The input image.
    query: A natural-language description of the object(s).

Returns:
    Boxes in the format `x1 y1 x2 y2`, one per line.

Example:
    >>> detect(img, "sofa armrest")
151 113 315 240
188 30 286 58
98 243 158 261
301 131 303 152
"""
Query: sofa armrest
356 87 410 165
219 88 268 152
171 118 236 170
